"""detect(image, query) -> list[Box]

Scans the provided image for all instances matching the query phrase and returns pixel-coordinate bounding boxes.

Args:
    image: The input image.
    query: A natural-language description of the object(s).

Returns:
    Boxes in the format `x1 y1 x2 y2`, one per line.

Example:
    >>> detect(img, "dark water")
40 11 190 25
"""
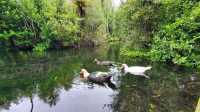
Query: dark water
0 45 200 112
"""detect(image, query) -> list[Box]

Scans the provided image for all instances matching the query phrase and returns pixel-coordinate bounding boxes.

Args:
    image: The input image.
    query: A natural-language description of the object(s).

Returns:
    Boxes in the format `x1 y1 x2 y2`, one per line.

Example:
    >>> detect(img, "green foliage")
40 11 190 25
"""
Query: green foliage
112 0 161 47
0 0 115 50
150 1 200 68
112 0 200 68
120 48 148 58
107 36 120 43
0 0 80 51
33 41 50 52
78 0 113 42
0 31 32 40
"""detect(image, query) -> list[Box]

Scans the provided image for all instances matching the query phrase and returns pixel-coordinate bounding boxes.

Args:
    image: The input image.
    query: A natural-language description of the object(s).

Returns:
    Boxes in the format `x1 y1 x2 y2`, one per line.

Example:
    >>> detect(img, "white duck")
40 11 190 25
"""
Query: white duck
121 64 151 79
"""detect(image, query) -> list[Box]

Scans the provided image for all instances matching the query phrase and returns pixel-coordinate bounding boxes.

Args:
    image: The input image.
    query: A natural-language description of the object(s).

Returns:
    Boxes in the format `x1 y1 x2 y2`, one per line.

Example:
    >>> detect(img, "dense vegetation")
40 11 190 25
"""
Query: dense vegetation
0 0 112 51
112 0 200 68
0 0 80 51
1 0 200 68
0 1 199 111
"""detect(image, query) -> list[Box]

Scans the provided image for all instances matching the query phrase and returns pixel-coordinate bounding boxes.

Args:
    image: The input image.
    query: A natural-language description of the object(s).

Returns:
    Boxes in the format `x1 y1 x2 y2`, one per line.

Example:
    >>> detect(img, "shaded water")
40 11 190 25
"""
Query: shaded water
0 45 200 112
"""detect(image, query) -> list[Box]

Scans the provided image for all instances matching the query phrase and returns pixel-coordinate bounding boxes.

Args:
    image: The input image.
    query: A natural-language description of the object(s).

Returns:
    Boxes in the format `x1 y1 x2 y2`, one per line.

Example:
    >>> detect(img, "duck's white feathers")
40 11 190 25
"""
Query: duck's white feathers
93 72 108 77
126 66 151 73
122 64 151 78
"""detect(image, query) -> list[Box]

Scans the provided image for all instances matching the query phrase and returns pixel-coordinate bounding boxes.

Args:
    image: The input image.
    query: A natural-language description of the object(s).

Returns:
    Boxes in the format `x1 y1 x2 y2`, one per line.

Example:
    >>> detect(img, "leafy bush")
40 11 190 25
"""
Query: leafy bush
150 2 200 67
0 0 80 51
113 0 200 68
112 0 162 47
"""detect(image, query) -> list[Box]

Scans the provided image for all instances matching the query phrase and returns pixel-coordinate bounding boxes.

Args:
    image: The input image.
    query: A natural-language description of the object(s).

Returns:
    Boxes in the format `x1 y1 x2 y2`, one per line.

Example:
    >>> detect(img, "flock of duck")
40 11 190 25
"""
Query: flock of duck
79 58 152 84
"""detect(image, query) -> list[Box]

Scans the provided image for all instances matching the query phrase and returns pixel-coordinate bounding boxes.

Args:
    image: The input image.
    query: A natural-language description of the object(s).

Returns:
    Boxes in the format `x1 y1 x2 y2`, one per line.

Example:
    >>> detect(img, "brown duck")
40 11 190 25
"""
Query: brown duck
94 58 115 66
79 69 112 84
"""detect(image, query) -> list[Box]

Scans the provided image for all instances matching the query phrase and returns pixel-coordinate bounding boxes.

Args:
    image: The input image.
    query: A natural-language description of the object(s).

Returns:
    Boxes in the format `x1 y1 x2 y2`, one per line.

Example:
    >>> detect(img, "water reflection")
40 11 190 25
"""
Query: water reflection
0 48 118 112
112 62 200 112
2 78 117 112
0 46 200 112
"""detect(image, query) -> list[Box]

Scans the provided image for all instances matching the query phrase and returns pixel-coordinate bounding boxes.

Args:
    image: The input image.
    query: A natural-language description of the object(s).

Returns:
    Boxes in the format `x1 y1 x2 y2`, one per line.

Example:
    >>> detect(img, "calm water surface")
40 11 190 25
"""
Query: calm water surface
0 45 199 112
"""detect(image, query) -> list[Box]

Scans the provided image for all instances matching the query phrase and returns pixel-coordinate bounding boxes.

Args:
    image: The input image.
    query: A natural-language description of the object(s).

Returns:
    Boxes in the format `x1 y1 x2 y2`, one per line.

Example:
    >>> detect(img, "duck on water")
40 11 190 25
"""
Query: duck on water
94 58 116 66
79 69 112 84
120 64 151 79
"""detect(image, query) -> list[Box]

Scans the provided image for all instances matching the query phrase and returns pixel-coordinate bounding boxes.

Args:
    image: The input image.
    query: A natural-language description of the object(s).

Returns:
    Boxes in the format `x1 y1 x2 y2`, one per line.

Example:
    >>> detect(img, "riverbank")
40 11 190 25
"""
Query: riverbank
119 47 200 70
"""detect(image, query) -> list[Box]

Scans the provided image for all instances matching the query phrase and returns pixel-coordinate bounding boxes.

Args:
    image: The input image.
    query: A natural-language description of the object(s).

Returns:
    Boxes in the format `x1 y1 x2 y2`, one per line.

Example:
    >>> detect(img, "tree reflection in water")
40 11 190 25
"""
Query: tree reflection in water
112 62 200 112
0 47 200 112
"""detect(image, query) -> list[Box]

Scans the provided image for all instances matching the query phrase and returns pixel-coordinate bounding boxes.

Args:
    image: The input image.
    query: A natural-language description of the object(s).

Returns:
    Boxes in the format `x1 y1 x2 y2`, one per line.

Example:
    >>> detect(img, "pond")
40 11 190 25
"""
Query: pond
0 45 200 112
